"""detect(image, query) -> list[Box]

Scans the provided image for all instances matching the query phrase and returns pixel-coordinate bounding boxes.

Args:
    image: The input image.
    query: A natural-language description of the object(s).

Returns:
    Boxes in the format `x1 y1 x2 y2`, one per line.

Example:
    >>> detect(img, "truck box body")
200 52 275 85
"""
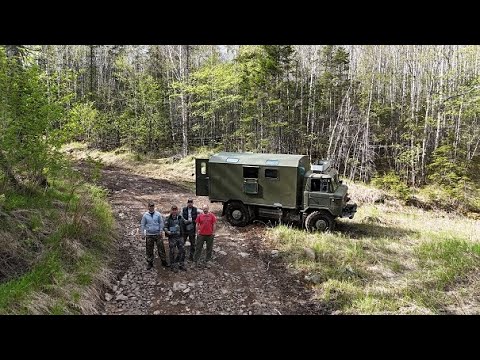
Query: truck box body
196 152 357 230
200 152 311 209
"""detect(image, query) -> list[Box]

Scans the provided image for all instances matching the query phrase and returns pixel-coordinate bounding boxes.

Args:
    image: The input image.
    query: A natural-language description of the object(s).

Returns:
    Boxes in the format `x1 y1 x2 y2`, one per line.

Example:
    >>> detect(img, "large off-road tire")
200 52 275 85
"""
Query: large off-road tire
225 202 250 227
305 211 335 232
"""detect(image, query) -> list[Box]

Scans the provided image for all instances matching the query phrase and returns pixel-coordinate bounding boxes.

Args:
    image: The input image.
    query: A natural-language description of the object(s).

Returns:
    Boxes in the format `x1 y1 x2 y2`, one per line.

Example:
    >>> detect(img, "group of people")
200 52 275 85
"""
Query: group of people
140 199 217 273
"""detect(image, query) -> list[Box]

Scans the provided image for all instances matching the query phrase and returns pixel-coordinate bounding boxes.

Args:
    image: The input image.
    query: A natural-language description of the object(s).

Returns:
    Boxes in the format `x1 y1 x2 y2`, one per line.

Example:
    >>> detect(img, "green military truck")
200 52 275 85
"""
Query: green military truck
195 152 357 231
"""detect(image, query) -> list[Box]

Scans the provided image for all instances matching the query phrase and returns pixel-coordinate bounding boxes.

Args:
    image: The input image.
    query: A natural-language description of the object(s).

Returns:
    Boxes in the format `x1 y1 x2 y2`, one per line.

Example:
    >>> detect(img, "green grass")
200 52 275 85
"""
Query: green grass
415 238 480 290
268 202 480 314
0 179 115 314
0 251 63 313
3 190 48 210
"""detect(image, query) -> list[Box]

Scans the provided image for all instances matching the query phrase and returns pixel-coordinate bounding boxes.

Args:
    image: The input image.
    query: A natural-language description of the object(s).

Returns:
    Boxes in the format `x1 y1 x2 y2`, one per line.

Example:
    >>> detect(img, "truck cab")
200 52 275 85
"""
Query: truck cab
302 161 357 231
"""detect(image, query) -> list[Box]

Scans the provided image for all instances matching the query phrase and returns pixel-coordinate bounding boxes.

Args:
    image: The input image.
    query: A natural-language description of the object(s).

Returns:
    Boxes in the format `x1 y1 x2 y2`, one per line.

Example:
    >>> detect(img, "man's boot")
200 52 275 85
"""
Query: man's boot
161 260 170 268
147 261 153 270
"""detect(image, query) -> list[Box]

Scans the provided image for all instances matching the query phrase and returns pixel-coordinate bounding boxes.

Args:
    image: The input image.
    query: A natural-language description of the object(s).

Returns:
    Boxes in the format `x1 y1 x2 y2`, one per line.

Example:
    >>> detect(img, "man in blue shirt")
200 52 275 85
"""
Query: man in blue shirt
140 201 168 270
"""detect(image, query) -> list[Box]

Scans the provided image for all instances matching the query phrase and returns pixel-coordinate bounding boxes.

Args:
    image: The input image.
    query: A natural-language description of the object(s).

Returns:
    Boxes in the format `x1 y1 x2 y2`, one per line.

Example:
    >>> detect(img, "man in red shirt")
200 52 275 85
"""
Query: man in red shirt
193 204 217 267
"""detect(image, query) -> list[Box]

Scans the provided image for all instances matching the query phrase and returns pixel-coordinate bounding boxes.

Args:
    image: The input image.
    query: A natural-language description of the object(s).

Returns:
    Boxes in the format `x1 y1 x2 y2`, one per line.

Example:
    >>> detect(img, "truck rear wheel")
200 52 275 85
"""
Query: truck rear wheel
226 202 250 227
305 211 335 232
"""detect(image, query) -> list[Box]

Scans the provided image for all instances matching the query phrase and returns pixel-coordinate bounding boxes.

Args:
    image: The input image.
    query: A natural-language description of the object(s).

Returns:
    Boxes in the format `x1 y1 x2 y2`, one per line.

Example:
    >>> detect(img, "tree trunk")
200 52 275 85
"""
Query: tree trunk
179 45 189 157
0 151 21 189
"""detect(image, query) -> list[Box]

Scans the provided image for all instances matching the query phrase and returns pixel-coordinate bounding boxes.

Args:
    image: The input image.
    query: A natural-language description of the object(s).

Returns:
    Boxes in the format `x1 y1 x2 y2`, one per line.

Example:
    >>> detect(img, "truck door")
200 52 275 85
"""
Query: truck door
308 178 331 208
195 159 209 196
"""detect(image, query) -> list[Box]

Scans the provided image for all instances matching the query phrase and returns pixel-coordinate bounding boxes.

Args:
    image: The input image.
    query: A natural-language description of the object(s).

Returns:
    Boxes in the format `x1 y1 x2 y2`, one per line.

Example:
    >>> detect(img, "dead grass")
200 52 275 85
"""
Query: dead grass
63 142 215 191
268 199 480 314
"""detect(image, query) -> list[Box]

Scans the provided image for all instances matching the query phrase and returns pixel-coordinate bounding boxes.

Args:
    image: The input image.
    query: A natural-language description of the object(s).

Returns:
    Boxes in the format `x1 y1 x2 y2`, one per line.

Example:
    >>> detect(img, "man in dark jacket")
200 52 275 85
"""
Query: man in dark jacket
182 199 198 261
164 205 186 273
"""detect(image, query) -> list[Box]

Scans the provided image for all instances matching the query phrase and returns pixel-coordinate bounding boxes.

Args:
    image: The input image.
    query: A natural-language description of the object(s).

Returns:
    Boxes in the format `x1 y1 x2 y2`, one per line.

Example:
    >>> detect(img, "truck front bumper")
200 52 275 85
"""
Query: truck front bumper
342 203 357 219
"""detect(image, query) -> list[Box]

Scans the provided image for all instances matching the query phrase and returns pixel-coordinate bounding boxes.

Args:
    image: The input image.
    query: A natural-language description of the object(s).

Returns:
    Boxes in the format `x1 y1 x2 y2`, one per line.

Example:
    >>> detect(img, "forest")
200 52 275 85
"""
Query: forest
1 45 479 204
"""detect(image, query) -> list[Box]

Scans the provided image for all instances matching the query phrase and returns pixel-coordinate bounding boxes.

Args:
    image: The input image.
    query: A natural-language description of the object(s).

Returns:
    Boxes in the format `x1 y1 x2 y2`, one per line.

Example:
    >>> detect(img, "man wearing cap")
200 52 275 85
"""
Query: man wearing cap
140 202 167 270
164 205 187 273
182 199 198 261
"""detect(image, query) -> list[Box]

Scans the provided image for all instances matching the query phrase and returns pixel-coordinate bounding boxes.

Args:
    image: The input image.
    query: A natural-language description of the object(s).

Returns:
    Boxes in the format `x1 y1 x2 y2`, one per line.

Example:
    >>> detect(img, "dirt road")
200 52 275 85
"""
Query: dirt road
96 165 327 315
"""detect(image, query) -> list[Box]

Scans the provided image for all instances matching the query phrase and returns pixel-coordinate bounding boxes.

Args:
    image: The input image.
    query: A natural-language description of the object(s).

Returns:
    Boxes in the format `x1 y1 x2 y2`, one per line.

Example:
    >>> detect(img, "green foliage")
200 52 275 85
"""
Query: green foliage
111 56 168 153
262 45 295 75
186 60 242 147
65 102 98 142
427 145 465 185
0 47 67 188
426 144 479 212
371 172 412 200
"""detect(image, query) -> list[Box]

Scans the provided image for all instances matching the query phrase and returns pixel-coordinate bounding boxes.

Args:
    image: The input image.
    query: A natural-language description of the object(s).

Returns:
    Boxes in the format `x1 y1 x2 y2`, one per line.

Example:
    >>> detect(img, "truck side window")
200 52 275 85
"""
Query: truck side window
320 181 328 192
243 166 258 178
265 169 278 179
311 179 330 192
320 179 330 192
201 162 207 175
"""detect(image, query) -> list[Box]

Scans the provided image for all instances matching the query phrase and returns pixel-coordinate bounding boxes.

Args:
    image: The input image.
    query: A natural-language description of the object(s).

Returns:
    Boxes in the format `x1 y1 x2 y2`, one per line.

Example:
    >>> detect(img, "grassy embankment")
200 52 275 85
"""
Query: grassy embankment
0 175 116 314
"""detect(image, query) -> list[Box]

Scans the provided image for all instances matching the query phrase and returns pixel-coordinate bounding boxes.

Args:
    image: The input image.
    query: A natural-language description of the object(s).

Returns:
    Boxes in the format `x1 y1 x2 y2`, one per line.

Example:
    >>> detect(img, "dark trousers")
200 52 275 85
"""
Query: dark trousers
183 231 196 260
146 234 166 264
168 236 185 268
193 234 214 263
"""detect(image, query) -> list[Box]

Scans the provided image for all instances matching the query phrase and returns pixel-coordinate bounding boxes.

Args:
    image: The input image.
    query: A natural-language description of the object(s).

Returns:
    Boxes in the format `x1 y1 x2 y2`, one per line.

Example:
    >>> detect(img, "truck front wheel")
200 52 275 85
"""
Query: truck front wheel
226 202 250 227
305 211 335 232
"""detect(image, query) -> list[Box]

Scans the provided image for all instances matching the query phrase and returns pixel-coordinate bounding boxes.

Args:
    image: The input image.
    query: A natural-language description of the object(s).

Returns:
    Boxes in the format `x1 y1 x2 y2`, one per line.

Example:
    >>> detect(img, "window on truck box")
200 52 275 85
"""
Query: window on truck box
265 168 278 179
201 162 207 175
243 166 259 194
243 166 259 178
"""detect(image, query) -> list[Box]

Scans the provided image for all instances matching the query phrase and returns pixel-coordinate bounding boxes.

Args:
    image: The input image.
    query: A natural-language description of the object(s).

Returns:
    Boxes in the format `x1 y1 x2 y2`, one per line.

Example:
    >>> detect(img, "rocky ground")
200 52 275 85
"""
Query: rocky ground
93 164 327 315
